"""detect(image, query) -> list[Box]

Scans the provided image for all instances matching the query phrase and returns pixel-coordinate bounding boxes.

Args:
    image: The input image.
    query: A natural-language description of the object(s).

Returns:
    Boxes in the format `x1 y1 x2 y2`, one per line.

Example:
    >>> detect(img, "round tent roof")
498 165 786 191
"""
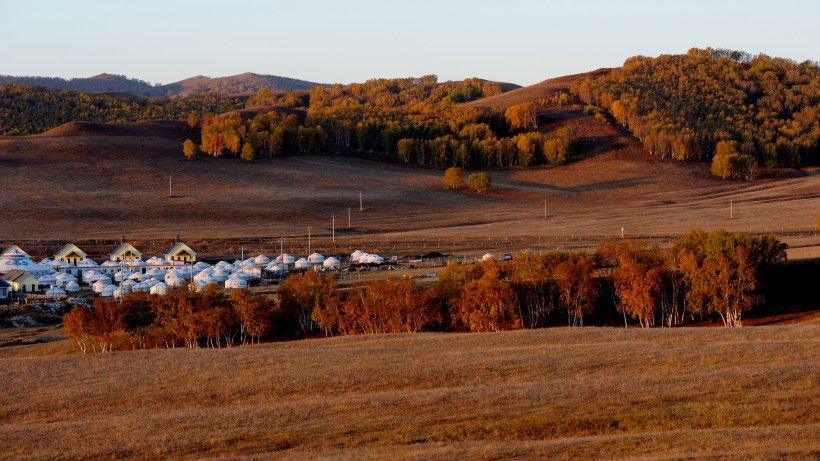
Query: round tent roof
323 257 340 268
77 258 99 267
225 275 248 289
150 282 169 295
46 287 66 297
482 253 496 261
64 281 80 292
294 258 312 270
308 253 325 263
253 255 270 265
280 254 296 264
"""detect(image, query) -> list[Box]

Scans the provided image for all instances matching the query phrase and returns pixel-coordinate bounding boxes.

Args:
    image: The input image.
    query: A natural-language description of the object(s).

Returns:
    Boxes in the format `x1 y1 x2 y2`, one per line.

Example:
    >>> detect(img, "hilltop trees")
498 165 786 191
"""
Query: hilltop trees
571 49 820 169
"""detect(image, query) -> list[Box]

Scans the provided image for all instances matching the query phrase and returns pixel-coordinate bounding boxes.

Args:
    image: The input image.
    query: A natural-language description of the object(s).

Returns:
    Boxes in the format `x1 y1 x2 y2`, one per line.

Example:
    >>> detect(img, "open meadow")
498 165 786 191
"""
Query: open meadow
1 108 818 261
0 322 818 460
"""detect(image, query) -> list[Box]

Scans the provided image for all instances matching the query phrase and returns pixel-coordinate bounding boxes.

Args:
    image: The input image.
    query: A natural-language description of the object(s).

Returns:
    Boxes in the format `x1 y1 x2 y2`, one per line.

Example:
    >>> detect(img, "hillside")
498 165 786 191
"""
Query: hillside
1 108 818 250
0 72 326 97
1 326 818 459
462 69 610 110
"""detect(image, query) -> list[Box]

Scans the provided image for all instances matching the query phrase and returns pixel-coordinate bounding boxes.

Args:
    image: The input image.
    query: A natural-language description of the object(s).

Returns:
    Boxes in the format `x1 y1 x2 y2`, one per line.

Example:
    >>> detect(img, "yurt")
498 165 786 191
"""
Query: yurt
145 267 166 279
50 259 72 270
322 257 341 269
45 286 67 298
150 282 169 295
294 258 312 270
77 258 99 268
242 258 258 268
166 274 187 288
365 254 385 265
193 261 211 271
127 272 143 282
0 248 52 277
132 281 151 292
38 274 58 288
92 280 108 294
143 278 160 288
146 256 169 266
350 250 364 260
192 279 209 293
280 254 296 265
40 257 52 266
212 267 231 282
308 252 325 264
195 271 218 285
90 274 112 285
100 285 116 297
241 267 261 279
266 263 285 276
64 281 80 293
253 254 270 265
224 275 248 290
482 253 496 262
121 279 137 291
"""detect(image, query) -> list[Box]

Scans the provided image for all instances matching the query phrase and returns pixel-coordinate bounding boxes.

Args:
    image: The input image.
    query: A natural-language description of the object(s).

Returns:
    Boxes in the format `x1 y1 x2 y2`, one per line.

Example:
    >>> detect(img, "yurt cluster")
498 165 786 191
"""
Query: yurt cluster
0 242 385 302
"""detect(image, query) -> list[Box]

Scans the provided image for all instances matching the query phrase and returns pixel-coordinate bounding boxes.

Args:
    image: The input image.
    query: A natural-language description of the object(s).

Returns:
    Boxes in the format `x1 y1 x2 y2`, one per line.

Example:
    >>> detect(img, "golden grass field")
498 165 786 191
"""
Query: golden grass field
1 321 818 460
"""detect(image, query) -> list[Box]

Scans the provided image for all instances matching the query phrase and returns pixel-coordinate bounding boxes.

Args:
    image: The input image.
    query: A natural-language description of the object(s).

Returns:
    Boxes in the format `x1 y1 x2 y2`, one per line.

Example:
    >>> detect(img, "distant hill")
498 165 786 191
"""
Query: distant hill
0 72 327 97
462 69 610 110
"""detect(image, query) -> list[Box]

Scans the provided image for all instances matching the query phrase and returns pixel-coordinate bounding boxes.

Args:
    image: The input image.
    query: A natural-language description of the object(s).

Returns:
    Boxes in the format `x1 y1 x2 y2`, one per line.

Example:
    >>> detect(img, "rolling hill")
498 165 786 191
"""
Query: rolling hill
462 69 610 110
0 72 326 97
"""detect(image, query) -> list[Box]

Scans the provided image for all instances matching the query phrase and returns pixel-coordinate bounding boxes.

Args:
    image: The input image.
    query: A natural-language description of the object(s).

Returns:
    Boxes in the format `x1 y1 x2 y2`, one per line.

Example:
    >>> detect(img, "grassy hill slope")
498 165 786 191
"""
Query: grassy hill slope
1 326 818 459
462 69 610 110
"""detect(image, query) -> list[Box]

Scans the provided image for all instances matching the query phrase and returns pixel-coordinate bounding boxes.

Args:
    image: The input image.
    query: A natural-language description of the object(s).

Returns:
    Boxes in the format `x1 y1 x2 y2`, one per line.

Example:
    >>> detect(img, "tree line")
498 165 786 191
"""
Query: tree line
63 230 787 353
0 84 247 136
570 48 820 170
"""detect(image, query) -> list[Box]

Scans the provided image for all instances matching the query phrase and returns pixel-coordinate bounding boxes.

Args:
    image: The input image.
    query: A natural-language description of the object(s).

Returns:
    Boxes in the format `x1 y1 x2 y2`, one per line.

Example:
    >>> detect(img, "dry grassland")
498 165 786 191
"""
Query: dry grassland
1 325 818 460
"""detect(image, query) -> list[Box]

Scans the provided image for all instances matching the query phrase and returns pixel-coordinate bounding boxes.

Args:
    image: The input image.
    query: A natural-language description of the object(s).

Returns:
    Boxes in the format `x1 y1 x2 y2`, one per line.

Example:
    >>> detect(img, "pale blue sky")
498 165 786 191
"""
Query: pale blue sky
1 0 817 86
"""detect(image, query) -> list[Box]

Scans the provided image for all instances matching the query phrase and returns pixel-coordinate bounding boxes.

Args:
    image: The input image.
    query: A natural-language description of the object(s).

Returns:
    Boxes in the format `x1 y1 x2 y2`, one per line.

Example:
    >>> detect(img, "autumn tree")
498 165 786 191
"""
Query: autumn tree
543 127 576 165
63 306 94 353
505 102 538 130
467 172 491 193
453 260 517 332
711 140 739 179
278 271 339 336
609 241 665 328
554 251 598 326
230 289 272 344
443 167 464 189
240 142 255 161
183 139 197 160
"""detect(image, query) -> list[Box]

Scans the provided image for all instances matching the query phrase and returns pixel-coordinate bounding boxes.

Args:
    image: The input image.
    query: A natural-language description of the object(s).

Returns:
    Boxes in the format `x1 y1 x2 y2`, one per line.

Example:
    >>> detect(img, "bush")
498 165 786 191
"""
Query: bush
443 167 464 189
467 172 491 193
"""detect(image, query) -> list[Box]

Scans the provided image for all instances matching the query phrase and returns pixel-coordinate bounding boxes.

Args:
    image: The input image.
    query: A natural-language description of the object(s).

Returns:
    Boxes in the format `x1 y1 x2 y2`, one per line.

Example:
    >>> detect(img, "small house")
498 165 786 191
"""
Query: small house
2 270 40 293
164 242 196 263
54 244 87 266
0 279 10 300
109 243 143 262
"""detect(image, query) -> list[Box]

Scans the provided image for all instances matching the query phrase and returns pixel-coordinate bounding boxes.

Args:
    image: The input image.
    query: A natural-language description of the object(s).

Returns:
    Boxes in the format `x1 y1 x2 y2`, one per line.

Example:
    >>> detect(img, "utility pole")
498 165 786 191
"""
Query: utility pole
332 215 336 243
348 207 351 228
544 198 547 219
308 227 311 254
169 176 172 197
359 192 363 212
730 200 733 219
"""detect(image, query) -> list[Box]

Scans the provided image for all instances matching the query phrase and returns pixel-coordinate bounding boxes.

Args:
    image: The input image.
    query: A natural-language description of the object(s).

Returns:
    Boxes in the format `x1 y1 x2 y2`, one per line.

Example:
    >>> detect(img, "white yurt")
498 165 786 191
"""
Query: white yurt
166 274 187 288
350 250 364 262
100 285 116 297
145 267 166 279
308 252 325 264
50 259 72 270
56 272 77 285
482 253 496 262
91 274 112 285
132 281 151 292
195 271 218 285
127 272 143 282
323 257 341 269
64 281 80 293
40 257 52 266
212 267 231 282
0 248 52 277
242 258 258 268
280 254 296 265
365 254 384 265
266 264 285 275
46 287 67 298
77 258 99 268
224 275 248 290
38 274 58 288
150 282 169 295
192 279 209 293
92 280 108 294
294 258 312 270
241 267 261 279
146 256 168 266
253 254 270 265
143 278 160 288
193 261 211 271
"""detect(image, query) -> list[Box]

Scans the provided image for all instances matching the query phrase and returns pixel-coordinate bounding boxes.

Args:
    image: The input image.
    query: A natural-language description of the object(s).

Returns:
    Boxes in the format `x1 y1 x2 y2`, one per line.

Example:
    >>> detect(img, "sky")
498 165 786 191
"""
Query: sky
1 0 818 87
